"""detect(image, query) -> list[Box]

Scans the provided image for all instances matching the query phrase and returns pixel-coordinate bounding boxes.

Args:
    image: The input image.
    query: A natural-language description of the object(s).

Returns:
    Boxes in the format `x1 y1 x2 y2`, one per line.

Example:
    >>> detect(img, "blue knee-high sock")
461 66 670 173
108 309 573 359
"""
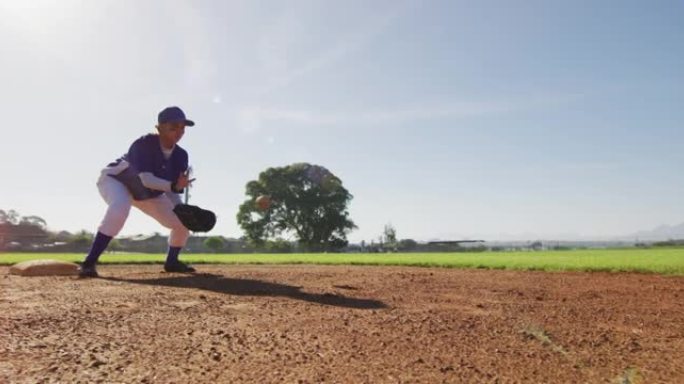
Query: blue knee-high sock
166 246 182 264
83 232 112 267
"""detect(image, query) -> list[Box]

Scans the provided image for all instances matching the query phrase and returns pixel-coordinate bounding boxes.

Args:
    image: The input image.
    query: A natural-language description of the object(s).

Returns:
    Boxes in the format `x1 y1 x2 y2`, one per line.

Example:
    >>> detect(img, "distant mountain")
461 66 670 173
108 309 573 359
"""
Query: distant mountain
629 222 684 241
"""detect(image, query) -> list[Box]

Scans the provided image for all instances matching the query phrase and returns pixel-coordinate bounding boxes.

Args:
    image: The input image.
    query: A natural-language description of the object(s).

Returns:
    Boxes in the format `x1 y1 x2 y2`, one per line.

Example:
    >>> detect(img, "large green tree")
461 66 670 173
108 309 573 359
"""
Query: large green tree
237 163 356 251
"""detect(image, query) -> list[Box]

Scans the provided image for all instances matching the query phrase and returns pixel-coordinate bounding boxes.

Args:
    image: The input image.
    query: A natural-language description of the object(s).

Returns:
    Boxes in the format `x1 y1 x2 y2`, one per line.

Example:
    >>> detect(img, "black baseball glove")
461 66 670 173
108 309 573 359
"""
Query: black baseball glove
173 204 216 232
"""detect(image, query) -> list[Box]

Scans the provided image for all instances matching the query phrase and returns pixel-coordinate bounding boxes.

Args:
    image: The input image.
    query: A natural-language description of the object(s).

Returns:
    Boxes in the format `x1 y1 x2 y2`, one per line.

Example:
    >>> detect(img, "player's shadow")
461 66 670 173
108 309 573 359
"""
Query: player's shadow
103 273 387 310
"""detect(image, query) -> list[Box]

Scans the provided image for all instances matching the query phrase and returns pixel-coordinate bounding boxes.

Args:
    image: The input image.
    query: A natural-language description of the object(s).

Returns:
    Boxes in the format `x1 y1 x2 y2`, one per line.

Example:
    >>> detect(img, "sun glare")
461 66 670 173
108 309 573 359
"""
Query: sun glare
0 0 81 33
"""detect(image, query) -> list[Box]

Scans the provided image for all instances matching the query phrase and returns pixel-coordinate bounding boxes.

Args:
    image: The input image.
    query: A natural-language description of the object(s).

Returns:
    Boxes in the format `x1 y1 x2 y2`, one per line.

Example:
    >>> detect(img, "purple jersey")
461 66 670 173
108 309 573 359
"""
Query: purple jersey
108 134 189 199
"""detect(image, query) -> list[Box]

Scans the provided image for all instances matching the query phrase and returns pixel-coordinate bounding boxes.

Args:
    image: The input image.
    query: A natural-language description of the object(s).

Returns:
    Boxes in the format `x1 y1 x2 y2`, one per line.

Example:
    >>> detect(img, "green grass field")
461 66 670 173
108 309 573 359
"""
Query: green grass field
2 248 684 275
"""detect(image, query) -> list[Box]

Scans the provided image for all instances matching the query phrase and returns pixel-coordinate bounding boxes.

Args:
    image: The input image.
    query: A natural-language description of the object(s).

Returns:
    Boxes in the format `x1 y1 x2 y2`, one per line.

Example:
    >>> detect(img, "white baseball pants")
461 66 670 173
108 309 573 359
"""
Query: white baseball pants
95 171 190 247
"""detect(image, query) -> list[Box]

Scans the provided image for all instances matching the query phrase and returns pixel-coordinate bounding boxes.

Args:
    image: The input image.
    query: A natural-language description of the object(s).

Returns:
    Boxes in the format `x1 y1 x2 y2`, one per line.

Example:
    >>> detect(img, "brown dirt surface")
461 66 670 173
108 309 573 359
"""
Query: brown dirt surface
2 265 683 383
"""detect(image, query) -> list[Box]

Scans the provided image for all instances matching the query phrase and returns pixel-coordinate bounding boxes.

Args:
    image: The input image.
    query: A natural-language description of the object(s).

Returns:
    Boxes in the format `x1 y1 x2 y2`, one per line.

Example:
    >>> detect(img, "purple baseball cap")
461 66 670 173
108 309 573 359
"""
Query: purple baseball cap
158 106 195 126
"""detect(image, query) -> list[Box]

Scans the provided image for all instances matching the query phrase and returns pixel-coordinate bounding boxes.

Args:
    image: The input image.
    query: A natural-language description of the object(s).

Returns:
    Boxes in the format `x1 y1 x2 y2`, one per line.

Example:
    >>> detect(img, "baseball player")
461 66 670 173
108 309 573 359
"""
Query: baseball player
79 106 197 278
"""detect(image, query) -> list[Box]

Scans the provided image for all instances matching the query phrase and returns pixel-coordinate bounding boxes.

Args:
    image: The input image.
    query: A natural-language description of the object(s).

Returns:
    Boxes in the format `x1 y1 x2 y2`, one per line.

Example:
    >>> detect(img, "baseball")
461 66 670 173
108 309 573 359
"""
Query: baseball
255 195 271 210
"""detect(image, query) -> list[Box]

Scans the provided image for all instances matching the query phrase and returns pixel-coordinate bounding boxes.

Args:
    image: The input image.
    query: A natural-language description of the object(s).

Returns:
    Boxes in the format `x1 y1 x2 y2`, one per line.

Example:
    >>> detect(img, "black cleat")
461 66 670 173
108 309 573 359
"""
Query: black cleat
164 262 196 273
78 265 99 278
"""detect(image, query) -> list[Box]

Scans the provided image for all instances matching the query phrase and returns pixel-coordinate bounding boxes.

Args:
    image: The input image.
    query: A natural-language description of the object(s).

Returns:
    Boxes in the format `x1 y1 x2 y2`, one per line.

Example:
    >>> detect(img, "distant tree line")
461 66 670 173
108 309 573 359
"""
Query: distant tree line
0 209 339 254
651 239 684 247
5 208 655 254
1 209 480 254
0 209 113 253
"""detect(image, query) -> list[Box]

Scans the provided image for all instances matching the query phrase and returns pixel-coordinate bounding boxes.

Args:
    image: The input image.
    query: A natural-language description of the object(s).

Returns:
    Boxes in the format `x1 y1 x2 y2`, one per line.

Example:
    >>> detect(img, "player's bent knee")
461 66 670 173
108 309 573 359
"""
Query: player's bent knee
168 219 190 235
176 226 190 237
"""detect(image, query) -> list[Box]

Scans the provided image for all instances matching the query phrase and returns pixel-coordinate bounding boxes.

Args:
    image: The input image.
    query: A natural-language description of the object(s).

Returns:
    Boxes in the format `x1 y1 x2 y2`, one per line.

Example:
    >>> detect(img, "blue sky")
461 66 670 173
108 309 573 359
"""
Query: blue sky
1 0 682 242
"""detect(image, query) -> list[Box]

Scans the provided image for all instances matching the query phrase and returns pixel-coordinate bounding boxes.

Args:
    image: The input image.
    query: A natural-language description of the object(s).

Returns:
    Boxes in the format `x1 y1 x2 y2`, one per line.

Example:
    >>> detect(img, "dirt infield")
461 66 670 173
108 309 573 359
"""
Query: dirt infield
2 265 683 383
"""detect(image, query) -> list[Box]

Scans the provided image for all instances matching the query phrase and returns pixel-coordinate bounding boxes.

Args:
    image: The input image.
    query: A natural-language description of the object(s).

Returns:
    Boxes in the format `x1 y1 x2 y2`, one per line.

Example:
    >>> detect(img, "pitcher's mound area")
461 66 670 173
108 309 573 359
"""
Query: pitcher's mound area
2 265 683 383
